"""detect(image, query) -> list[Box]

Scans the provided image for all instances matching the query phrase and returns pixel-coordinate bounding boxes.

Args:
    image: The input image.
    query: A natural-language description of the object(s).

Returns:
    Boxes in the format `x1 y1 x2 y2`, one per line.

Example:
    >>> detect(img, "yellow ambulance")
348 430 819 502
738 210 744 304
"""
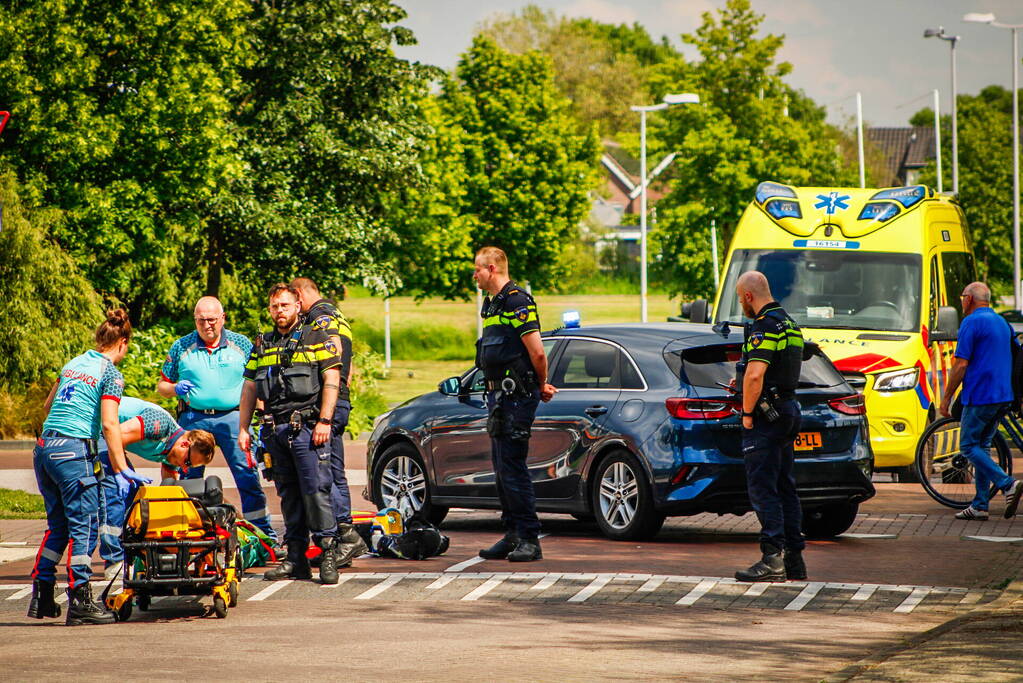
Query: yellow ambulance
708 182 974 478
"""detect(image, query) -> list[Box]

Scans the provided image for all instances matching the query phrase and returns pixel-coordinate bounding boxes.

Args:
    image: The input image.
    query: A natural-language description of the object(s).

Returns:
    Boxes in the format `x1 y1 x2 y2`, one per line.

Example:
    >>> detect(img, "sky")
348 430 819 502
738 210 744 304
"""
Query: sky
394 0 1022 127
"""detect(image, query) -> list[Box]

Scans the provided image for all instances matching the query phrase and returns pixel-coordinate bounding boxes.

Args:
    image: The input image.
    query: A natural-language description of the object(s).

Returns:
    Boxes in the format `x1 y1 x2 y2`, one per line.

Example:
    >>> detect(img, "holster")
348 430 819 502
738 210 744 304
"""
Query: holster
487 407 504 438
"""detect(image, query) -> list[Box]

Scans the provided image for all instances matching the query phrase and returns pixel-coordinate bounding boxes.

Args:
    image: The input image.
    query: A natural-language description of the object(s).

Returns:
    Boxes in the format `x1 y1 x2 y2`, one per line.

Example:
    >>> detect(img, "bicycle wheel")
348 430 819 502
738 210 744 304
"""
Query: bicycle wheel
915 416 1012 509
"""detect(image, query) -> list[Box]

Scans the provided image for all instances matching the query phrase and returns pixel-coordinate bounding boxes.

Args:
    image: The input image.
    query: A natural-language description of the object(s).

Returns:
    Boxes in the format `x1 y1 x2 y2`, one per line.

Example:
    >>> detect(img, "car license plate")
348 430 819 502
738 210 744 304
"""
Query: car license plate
794 432 822 451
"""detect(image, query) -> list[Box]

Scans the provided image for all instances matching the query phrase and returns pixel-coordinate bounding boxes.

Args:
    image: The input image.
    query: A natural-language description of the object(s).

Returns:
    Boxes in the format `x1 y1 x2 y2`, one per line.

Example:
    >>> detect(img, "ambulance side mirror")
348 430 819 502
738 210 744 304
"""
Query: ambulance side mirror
930 306 959 343
676 299 710 323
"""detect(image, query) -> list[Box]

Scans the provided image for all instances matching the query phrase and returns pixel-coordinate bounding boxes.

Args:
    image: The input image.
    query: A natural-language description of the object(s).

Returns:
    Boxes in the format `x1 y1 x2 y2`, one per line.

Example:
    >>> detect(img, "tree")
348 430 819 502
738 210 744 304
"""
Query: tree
391 37 600 298
646 0 856 297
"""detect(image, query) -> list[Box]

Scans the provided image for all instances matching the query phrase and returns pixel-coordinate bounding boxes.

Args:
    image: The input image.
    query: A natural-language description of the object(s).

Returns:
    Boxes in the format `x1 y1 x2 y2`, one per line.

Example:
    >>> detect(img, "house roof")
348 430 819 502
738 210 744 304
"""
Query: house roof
867 126 936 185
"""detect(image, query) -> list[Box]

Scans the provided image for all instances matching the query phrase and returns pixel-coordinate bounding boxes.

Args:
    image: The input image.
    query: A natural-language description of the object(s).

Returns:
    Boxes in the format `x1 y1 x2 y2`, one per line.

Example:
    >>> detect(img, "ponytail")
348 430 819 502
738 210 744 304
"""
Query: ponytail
94 308 132 350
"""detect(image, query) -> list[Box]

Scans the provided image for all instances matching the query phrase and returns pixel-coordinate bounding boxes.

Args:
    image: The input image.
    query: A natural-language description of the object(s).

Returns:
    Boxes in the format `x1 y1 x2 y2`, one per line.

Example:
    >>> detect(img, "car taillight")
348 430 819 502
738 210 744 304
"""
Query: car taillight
829 394 866 415
666 397 738 420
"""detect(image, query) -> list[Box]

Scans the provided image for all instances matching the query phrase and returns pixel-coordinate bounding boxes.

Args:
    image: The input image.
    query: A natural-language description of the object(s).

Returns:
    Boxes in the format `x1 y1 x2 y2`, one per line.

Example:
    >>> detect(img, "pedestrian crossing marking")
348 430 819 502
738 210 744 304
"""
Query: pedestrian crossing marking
568 575 612 603
785 582 825 611
353 574 404 600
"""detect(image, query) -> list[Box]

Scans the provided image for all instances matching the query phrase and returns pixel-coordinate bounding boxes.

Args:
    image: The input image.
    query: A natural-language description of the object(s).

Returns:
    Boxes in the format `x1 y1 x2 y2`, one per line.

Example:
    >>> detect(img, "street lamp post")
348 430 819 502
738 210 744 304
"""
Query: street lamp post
630 93 700 323
965 12 1023 309
924 26 960 194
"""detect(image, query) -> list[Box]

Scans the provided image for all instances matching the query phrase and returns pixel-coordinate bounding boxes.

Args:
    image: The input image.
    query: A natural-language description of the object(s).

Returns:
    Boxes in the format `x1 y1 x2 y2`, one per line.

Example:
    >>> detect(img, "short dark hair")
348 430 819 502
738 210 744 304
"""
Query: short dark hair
267 283 300 301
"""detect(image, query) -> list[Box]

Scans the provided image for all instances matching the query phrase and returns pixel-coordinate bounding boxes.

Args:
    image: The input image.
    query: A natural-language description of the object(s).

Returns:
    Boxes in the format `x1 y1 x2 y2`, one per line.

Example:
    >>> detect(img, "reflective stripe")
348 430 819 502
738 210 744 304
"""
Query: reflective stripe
243 508 270 521
41 547 63 563
69 554 92 567
99 525 121 537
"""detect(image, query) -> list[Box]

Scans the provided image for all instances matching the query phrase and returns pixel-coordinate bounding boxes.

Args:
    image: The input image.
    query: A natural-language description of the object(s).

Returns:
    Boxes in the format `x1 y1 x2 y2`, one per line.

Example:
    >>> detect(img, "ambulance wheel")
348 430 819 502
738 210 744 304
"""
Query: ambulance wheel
372 443 448 525
228 581 239 608
213 595 228 618
115 600 132 622
137 594 150 612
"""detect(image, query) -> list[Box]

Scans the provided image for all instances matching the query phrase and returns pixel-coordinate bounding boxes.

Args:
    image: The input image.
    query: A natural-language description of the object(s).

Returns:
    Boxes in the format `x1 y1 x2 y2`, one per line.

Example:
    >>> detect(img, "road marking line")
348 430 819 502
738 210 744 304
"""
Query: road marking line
963 536 1023 543
638 576 667 592
0 541 28 547
462 575 509 601
676 579 717 606
354 574 404 600
742 583 770 597
785 582 825 611
530 575 561 591
568 575 612 603
320 574 356 589
248 580 292 601
426 575 457 590
894 587 930 613
958 591 985 606
6 586 32 601
445 556 486 573
851 585 878 601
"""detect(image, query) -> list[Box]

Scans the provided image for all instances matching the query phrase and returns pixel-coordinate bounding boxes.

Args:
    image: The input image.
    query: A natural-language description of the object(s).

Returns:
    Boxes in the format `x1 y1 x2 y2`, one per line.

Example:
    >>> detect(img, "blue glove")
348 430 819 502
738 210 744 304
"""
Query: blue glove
174 380 196 398
114 470 153 498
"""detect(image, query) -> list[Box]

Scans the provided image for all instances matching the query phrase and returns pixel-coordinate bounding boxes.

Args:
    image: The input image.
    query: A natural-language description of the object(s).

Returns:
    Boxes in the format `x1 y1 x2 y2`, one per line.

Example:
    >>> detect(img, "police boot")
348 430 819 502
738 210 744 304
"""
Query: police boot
735 543 786 582
507 538 543 563
263 558 312 581
335 523 368 568
65 583 115 626
26 579 61 619
479 533 519 560
784 549 807 581
317 537 340 585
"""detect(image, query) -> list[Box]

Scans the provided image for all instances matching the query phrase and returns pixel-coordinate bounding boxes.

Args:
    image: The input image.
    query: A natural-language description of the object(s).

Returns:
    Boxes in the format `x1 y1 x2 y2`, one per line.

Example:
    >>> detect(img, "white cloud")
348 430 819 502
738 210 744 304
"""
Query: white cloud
562 0 639 25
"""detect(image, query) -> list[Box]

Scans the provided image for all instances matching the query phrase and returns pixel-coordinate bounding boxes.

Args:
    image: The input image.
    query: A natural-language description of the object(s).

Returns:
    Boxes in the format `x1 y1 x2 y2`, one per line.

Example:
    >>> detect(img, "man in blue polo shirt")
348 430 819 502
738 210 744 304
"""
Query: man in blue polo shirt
157 296 274 538
939 281 1023 520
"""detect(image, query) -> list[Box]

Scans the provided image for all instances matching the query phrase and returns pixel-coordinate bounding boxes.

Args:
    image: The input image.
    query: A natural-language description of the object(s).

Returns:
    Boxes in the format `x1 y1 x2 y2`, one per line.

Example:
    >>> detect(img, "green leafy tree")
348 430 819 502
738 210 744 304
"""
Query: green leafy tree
392 37 600 298
647 0 856 297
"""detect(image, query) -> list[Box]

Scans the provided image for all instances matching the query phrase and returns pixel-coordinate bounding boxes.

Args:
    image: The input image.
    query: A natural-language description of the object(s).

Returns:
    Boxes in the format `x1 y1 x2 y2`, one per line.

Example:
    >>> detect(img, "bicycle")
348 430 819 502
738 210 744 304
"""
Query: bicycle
914 411 1021 509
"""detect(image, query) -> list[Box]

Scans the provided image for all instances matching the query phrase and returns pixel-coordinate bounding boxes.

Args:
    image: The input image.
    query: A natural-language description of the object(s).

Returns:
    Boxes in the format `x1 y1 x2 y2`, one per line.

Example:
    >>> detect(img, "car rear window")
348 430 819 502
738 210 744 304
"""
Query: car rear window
663 342 847 389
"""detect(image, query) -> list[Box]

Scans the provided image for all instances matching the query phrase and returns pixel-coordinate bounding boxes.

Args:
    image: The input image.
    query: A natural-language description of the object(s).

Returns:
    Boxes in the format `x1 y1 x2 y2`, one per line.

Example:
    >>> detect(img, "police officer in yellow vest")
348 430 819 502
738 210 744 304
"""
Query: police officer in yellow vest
473 247 557 563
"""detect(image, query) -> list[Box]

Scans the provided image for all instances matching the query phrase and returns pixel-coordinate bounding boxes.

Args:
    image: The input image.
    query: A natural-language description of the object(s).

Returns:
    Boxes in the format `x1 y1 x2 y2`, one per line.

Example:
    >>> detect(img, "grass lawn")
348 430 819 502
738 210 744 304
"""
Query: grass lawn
0 487 46 519
377 359 474 405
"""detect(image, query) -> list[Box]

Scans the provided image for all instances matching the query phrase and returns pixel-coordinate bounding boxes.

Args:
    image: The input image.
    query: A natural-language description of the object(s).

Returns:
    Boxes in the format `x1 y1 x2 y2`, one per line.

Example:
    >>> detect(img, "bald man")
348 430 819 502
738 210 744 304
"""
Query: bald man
157 296 275 538
734 271 807 582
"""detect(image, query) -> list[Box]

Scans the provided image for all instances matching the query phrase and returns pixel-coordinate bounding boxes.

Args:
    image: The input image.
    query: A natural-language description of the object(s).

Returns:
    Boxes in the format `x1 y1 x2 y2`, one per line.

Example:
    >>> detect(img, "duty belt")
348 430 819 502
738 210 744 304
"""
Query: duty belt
189 407 239 415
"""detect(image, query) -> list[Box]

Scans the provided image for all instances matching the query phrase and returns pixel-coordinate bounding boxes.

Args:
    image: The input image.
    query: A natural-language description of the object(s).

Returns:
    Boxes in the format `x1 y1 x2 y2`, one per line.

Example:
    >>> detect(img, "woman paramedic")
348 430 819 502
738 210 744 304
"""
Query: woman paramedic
95 397 217 579
28 309 151 626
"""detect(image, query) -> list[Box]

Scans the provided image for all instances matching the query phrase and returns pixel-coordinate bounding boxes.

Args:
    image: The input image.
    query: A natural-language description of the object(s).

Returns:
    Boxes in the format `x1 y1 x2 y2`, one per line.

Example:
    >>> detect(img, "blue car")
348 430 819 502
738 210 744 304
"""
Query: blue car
366 323 875 541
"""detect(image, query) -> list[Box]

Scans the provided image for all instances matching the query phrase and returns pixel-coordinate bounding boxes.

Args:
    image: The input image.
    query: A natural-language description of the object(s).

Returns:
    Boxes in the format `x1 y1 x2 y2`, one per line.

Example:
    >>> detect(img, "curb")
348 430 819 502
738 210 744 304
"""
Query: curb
827 575 1023 681
0 441 34 451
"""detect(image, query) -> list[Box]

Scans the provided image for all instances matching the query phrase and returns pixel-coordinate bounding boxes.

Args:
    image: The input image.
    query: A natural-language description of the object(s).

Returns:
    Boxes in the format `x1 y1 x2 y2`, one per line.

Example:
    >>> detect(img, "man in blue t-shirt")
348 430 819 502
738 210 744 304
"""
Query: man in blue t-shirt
939 281 1023 519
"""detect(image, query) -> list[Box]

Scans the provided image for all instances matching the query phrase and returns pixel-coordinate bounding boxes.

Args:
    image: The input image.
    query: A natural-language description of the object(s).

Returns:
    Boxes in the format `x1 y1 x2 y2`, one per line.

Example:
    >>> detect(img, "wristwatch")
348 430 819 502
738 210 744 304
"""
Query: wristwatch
742 411 755 417
317 417 331 425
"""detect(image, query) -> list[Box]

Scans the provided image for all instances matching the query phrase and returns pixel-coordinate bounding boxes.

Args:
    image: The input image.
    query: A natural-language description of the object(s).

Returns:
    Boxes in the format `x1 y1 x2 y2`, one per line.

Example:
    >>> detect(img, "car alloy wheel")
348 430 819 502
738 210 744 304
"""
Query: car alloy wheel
373 443 448 525
591 450 665 541
599 461 640 530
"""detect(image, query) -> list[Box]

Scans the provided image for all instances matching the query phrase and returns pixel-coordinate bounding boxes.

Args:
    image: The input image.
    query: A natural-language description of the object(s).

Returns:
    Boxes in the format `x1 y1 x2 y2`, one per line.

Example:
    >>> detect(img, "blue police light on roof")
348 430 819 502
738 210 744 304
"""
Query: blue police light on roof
755 181 797 204
870 185 927 209
857 202 900 222
765 199 802 220
562 310 581 329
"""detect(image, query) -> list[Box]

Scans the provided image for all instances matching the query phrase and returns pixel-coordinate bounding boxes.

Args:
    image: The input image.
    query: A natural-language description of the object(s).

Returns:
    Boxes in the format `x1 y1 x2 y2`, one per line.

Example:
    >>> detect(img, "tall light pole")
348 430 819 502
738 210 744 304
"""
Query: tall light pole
924 27 960 194
631 92 700 322
965 12 1023 309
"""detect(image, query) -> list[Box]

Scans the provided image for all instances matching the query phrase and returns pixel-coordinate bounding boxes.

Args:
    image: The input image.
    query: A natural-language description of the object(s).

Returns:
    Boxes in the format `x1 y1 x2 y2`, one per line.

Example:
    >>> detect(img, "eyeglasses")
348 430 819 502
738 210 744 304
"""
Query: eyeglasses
195 316 221 326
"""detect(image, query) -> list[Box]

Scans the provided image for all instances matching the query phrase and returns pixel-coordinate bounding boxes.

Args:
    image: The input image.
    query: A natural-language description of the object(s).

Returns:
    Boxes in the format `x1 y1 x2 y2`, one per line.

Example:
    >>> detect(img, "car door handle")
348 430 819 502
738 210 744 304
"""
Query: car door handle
585 405 608 416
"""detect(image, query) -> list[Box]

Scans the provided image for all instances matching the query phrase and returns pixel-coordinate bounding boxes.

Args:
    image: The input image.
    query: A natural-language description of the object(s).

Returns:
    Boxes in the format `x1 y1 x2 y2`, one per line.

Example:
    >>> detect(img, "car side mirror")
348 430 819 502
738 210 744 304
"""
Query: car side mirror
438 377 462 396
677 299 710 323
930 306 960 343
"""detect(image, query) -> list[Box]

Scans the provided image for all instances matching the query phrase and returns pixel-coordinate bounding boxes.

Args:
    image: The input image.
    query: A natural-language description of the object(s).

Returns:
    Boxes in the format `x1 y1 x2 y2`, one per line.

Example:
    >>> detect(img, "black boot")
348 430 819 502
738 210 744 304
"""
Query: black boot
317 538 340 585
784 549 807 581
263 558 312 581
27 579 61 619
65 583 115 626
735 543 786 582
335 523 368 568
507 538 543 562
479 533 519 560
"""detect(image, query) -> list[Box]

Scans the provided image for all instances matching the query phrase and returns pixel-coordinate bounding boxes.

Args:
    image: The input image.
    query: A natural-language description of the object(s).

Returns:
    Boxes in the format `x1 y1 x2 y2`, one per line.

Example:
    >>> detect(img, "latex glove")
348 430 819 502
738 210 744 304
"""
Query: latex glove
174 380 196 398
114 469 152 498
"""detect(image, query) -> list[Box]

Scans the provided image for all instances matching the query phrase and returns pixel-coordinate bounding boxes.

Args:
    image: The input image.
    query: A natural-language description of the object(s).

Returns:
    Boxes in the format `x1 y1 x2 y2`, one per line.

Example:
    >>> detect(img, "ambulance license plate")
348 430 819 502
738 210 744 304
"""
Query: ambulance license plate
794 432 822 451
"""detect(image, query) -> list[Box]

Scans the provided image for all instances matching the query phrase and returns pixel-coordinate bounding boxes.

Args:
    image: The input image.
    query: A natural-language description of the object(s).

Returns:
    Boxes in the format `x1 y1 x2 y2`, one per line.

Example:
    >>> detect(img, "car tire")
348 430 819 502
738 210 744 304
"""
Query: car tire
372 442 448 526
591 450 664 541
802 502 859 539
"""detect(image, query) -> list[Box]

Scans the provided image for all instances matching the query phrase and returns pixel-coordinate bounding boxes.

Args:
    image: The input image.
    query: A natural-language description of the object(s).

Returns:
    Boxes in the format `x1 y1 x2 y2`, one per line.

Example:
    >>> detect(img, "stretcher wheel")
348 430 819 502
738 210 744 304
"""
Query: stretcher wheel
137 594 150 612
115 600 133 623
213 595 228 619
228 581 239 608
235 549 245 579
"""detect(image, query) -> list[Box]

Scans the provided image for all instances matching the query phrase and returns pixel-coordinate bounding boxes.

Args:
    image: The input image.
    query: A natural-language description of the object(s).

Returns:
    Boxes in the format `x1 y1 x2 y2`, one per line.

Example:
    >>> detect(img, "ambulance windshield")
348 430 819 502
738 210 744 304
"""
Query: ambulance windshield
717 249 922 333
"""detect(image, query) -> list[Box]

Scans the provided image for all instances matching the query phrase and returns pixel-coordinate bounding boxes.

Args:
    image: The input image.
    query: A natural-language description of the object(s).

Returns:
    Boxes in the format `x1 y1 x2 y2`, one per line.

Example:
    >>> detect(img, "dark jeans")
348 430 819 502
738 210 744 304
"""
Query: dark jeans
742 399 804 552
487 389 541 540
329 399 353 524
960 402 1014 510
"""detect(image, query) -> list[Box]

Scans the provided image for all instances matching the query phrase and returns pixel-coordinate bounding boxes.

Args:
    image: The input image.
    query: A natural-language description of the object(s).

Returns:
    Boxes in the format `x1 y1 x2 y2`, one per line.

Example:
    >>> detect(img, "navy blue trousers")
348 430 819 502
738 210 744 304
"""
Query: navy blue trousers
742 400 805 552
329 399 353 524
487 389 541 540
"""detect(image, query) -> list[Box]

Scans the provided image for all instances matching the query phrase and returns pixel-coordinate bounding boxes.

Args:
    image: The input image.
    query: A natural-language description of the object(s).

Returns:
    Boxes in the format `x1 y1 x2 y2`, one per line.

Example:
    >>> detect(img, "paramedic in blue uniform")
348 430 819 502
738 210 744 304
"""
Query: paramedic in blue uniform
473 246 557 563
29 309 149 626
157 296 274 538
291 278 366 566
238 283 344 584
95 397 217 577
733 271 806 583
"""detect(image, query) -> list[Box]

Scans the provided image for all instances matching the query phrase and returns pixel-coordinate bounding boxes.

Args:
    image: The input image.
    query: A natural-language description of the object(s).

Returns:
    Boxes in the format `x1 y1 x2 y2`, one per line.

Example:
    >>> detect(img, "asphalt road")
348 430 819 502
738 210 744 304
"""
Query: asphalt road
2 446 1022 681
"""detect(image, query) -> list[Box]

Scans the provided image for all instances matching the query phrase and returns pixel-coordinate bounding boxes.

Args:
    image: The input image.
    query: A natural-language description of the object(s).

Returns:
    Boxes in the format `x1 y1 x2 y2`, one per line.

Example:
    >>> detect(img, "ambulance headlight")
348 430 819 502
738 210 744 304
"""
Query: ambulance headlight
562 310 581 329
873 367 919 392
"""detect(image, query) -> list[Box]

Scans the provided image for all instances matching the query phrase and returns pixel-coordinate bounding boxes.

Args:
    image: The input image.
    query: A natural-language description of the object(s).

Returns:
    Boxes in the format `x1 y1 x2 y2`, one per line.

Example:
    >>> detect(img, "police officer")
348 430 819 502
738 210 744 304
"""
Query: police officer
238 283 344 584
96 397 217 579
473 247 557 563
157 296 274 539
290 277 367 566
30 309 149 625
734 271 806 582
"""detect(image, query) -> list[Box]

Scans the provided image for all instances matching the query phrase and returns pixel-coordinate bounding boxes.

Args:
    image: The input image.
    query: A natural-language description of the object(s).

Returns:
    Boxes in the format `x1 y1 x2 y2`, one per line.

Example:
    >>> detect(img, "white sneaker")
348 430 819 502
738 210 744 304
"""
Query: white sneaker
1004 479 1023 519
954 506 989 521
103 561 123 582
